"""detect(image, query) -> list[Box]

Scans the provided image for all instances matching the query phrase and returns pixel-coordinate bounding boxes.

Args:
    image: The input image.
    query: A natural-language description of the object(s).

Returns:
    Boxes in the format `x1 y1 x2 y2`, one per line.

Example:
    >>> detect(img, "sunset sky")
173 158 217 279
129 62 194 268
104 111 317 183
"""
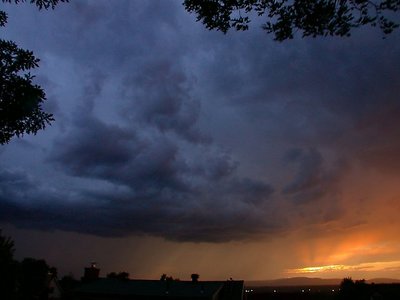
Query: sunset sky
1 0 400 281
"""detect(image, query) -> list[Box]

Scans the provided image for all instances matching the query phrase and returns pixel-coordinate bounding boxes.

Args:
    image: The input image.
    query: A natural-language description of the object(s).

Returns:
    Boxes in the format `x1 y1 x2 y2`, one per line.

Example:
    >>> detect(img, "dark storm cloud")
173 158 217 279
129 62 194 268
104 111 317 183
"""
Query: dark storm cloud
51 118 183 195
0 168 35 197
36 49 277 242
120 60 209 144
283 148 325 195
281 148 346 210
199 27 400 146
225 178 274 205
43 97 277 241
343 104 400 174
0 160 276 241
52 117 139 175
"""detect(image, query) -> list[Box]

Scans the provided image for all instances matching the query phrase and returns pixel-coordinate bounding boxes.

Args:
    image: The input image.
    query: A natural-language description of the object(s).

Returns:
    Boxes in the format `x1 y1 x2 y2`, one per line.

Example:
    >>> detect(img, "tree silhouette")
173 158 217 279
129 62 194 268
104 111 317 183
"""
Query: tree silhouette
0 229 14 262
107 271 130 280
0 230 59 300
160 273 176 281
183 0 400 41
339 277 369 300
0 0 68 144
0 230 18 299
191 273 200 282
19 257 56 300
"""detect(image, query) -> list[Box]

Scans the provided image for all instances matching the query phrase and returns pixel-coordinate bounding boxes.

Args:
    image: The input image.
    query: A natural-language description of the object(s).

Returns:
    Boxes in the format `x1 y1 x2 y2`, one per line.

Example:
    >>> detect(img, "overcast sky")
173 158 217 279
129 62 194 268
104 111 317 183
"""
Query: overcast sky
1 0 400 280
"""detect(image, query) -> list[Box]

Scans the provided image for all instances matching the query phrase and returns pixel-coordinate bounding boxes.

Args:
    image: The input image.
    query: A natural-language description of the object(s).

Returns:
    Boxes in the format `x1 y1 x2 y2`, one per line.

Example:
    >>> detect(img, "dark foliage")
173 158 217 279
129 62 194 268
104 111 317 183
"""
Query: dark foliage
339 277 369 300
160 273 178 281
106 271 130 280
0 229 14 261
19 257 53 300
2 0 67 9
183 0 400 40
0 0 68 144
0 40 53 144
0 230 18 299
0 230 58 300
191 273 200 282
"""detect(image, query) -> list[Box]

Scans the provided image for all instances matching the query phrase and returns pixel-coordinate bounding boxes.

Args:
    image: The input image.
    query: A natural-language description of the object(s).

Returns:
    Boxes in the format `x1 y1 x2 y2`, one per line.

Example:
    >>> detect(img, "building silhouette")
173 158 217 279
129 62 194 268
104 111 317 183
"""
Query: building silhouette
74 264 244 300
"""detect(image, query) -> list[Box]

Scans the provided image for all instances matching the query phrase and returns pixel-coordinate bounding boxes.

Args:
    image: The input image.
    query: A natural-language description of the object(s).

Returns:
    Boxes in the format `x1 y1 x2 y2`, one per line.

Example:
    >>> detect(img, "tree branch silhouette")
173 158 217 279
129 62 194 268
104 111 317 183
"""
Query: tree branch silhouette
183 0 400 40
0 0 68 144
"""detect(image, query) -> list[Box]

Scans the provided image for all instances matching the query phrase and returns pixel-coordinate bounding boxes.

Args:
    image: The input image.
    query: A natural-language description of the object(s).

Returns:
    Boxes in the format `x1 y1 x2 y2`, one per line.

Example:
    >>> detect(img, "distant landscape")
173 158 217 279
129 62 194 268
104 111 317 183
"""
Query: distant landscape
245 277 400 300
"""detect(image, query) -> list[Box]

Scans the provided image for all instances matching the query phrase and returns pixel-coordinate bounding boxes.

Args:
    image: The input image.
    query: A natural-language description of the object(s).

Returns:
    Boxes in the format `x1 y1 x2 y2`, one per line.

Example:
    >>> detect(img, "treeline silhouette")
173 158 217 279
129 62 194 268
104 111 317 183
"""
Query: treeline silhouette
0 230 58 299
0 230 134 299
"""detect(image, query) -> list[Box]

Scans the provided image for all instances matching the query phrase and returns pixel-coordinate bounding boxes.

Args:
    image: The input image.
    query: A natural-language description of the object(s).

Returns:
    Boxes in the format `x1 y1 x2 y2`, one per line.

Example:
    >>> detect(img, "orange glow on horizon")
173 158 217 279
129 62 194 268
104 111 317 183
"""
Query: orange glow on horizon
288 265 347 274
287 261 400 275
294 228 400 267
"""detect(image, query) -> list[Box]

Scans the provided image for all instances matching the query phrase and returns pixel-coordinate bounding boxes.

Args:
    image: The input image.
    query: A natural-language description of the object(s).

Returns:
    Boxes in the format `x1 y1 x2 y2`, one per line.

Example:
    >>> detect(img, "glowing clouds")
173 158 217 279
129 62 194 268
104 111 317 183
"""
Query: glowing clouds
287 264 348 274
287 261 400 277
